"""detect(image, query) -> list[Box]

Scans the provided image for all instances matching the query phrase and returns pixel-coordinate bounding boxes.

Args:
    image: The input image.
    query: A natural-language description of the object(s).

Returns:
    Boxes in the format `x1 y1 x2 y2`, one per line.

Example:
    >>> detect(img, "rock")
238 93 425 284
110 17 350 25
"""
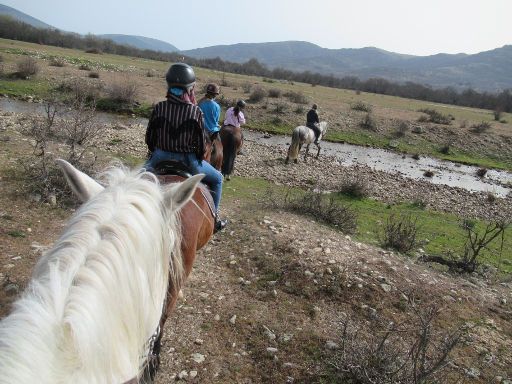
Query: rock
48 194 57 206
214 314 220 321
325 341 339 350
464 367 480 379
194 338 204 345
4 283 19 296
229 315 237 324
191 353 205 363
266 347 278 354
380 283 392 292
263 325 276 340
189 370 198 378
177 370 188 380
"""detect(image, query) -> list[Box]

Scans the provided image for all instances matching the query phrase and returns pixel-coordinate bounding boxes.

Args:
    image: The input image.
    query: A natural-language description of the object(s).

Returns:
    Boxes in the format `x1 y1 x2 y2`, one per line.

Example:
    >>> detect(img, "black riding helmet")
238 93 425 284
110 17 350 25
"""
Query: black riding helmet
236 99 246 108
166 63 196 89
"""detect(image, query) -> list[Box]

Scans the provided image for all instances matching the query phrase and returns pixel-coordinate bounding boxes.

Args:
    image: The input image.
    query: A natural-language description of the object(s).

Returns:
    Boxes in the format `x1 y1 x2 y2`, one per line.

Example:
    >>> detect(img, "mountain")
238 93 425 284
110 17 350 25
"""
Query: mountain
97 34 179 53
0 4 54 29
183 41 512 91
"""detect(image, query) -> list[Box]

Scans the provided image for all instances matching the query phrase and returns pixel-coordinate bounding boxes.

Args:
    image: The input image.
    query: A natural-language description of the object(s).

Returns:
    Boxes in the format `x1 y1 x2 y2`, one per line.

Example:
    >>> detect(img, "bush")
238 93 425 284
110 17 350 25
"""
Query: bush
338 177 368 199
359 113 377 130
268 88 281 98
283 91 308 104
294 105 305 114
274 102 287 114
470 121 491 133
248 86 266 103
265 189 357 234
351 101 372 112
423 170 434 177
88 71 100 79
241 82 252 93
395 121 408 137
381 213 419 253
85 47 102 54
439 142 451 154
107 80 139 104
79 63 91 70
476 168 487 177
16 57 39 78
146 69 157 77
493 108 502 121
49 56 66 67
417 108 451 125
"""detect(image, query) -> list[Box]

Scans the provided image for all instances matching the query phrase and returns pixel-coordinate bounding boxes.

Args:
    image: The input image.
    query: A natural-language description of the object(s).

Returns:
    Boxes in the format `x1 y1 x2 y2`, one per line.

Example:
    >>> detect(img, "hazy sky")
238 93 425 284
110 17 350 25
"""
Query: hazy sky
3 0 511 55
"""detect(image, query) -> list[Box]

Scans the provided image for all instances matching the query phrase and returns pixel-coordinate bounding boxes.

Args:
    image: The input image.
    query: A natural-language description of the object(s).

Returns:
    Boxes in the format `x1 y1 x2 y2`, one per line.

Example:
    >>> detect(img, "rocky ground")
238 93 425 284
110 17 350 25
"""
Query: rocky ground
1 109 512 383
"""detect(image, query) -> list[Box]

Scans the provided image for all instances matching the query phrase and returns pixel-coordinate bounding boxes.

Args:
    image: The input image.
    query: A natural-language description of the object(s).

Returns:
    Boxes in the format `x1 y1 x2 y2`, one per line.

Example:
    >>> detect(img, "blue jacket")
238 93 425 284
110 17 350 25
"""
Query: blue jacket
198 99 221 134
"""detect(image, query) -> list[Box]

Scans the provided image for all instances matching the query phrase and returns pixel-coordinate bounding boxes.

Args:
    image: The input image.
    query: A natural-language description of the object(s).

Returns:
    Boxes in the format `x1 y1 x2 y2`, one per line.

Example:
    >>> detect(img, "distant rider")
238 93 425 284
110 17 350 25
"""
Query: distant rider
223 99 246 128
198 83 221 141
144 63 227 233
306 103 321 144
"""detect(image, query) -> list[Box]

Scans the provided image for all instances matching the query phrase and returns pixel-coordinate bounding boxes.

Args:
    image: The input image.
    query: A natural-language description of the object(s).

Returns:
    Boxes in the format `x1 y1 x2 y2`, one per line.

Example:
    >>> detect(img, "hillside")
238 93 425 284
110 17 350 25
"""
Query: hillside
0 3 53 29
183 41 512 91
97 34 179 53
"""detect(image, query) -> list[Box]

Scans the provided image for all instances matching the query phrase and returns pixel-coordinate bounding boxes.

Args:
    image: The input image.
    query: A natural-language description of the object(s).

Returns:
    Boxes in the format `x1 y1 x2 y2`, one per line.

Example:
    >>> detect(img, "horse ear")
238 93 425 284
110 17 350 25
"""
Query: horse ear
163 174 204 212
56 159 104 202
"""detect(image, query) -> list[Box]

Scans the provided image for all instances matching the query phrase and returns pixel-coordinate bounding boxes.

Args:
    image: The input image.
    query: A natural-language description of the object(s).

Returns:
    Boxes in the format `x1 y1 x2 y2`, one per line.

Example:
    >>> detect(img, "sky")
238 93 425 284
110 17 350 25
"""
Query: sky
2 0 511 56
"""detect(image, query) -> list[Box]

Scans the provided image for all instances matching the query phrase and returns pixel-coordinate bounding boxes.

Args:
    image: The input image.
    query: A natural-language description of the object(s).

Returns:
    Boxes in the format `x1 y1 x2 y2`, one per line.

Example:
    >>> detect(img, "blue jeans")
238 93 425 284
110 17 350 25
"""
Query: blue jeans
145 149 223 212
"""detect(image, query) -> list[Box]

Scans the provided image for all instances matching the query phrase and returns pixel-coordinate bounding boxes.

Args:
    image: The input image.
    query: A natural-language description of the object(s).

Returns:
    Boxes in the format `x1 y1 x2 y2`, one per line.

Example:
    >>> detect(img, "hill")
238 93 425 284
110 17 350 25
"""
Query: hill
183 41 512 91
97 34 179 53
0 3 53 29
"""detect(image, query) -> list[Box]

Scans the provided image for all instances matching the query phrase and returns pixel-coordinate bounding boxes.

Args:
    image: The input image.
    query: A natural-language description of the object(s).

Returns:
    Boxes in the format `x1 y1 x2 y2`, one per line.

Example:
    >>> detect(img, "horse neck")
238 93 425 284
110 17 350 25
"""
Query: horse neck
0 171 182 383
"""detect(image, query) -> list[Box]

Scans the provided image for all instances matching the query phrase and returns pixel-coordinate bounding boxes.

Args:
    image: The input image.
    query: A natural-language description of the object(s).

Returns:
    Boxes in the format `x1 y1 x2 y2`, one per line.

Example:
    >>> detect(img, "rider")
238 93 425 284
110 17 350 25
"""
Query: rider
198 83 221 140
145 63 227 233
224 99 246 128
306 103 321 144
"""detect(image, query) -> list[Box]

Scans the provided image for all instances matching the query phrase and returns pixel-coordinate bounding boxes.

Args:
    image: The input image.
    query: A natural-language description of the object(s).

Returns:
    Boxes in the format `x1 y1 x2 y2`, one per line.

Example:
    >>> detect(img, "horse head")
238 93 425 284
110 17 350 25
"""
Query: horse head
0 160 204 384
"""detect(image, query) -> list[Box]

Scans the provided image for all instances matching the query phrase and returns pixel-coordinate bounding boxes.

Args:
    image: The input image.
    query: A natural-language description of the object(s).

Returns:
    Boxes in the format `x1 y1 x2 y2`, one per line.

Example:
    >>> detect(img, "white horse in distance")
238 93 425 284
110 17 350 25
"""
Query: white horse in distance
285 121 328 164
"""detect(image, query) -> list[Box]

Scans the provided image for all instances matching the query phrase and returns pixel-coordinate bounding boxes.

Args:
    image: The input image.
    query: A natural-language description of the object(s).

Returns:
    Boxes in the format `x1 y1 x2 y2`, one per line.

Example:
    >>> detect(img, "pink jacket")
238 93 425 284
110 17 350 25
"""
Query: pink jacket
223 107 246 127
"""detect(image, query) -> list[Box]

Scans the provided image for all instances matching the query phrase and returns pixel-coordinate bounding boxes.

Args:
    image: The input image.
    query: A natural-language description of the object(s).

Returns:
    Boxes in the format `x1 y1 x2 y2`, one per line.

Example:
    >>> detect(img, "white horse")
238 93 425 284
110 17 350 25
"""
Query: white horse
0 160 203 384
285 121 328 164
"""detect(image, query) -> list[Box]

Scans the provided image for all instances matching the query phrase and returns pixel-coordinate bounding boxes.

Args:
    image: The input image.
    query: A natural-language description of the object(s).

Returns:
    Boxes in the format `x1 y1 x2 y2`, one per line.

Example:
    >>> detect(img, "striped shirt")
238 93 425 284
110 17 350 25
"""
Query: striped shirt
145 95 206 155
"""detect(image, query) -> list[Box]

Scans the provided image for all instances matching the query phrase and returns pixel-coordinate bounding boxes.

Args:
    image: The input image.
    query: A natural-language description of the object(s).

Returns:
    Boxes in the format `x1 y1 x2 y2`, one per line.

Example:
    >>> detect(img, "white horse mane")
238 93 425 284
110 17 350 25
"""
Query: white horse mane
0 163 199 384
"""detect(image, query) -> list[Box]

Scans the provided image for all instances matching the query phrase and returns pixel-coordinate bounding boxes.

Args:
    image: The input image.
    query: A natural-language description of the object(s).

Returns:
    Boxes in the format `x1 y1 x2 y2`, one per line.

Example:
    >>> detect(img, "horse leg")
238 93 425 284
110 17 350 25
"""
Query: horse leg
285 156 289 164
304 144 310 162
316 144 321 158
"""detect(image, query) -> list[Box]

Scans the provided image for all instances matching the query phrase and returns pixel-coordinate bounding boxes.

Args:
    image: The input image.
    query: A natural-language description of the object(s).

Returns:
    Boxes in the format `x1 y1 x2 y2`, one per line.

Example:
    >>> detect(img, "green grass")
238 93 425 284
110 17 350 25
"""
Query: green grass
0 78 50 98
222 176 512 273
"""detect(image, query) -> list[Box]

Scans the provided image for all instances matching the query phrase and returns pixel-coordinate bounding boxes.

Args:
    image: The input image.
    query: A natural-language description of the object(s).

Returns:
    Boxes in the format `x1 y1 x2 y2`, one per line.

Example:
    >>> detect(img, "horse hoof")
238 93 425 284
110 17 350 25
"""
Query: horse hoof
285 158 289 164
293 159 298 164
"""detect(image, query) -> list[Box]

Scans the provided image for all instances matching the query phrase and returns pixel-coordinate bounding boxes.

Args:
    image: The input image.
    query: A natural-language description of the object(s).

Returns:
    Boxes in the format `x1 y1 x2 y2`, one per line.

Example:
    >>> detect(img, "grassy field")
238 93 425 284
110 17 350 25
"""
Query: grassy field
1 37 511 170
223 177 512 274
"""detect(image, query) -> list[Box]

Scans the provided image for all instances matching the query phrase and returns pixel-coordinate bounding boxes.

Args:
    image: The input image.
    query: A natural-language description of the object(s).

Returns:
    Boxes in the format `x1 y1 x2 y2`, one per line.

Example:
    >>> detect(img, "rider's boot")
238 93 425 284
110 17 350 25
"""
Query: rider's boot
214 213 227 233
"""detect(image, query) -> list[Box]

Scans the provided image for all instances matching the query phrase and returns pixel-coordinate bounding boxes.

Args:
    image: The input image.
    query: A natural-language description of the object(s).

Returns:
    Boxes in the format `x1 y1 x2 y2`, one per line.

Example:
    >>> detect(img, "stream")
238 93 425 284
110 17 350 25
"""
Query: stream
1 98 511 198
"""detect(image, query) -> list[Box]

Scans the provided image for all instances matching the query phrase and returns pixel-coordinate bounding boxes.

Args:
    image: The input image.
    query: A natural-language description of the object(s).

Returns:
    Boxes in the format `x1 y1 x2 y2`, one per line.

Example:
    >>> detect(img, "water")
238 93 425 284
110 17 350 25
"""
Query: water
1 98 511 197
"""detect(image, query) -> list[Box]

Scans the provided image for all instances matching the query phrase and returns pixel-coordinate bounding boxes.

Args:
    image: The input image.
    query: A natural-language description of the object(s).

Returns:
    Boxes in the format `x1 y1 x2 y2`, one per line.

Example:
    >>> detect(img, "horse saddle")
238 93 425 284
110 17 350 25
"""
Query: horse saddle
153 160 215 218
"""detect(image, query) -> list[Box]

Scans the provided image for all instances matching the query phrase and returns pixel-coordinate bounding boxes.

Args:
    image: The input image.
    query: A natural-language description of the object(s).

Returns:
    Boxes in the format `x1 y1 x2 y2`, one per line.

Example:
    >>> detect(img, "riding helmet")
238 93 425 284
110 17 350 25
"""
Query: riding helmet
166 63 196 89
206 83 220 95
312 103 318 110
236 99 246 108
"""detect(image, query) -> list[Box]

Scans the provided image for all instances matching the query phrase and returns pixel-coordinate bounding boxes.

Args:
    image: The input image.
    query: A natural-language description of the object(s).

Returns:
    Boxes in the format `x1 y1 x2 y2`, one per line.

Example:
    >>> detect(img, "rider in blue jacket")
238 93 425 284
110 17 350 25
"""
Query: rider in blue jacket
198 83 221 140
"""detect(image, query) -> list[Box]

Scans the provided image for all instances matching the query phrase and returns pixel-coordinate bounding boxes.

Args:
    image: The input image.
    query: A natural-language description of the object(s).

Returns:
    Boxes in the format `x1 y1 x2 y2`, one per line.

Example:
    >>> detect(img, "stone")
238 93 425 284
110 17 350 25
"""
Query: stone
325 341 339 350
191 353 205 363
229 315 237 324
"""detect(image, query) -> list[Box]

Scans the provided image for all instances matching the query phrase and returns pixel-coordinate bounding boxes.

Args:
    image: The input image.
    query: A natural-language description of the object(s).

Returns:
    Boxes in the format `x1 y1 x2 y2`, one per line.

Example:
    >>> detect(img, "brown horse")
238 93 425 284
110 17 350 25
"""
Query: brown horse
145 163 215 380
220 124 243 180
204 134 223 171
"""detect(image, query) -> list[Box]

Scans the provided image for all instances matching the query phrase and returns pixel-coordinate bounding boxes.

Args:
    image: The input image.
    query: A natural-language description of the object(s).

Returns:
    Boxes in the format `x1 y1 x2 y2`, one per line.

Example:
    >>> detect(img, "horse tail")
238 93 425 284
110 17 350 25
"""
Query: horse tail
222 131 236 176
287 127 301 160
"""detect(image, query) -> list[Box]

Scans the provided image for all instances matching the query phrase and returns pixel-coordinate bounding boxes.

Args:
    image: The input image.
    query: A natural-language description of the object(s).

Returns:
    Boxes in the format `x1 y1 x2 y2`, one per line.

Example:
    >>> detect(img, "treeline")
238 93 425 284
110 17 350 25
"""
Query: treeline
1 16 511 113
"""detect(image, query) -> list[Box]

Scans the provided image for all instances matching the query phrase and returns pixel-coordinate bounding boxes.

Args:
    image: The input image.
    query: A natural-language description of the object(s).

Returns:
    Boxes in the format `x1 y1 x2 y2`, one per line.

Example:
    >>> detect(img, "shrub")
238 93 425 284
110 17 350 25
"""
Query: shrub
79 63 91 70
145 69 157 77
294 105 305 114
439 142 451 154
460 120 467 128
395 121 408 137
274 102 287 114
283 91 308 104
412 153 420 160
241 82 252 93
85 47 102 54
417 108 451 125
16 57 39 78
359 113 377 130
248 86 266 103
338 177 368 199
88 71 100 79
107 80 139 104
351 101 372 112
49 56 66 67
268 88 281 98
381 213 419 253
470 121 491 134
271 116 282 125
423 170 434 177
493 108 502 121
